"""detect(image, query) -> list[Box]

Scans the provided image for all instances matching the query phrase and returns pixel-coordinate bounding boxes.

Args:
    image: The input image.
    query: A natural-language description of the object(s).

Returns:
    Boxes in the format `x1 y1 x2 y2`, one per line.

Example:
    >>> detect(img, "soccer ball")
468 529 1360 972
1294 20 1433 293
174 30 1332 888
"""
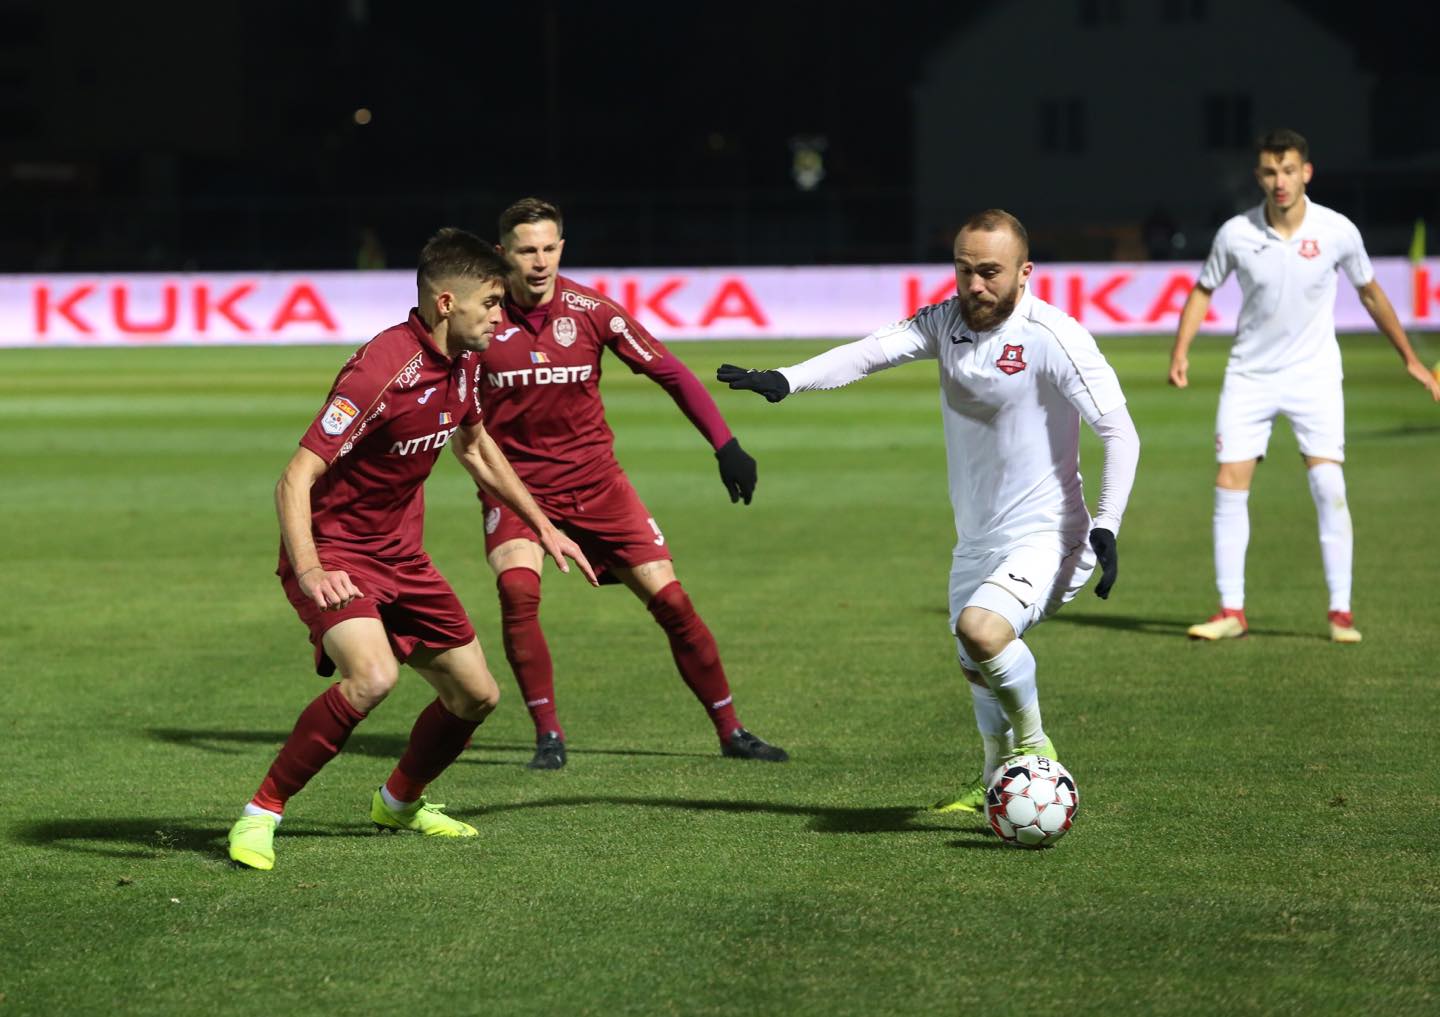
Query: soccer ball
984 755 1078 848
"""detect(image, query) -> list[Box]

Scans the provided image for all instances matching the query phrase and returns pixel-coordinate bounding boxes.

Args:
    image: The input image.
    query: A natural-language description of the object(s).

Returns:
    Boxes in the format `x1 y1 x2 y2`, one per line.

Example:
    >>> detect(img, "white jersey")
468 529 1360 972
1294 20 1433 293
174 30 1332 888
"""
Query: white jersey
1199 197 1373 377
779 288 1127 550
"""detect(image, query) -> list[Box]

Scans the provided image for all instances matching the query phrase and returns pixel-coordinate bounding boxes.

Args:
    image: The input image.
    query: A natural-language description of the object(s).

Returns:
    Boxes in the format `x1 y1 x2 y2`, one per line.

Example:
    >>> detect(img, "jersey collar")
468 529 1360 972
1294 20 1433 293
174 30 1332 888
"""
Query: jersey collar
405 308 451 361
506 275 572 335
1257 195 1310 240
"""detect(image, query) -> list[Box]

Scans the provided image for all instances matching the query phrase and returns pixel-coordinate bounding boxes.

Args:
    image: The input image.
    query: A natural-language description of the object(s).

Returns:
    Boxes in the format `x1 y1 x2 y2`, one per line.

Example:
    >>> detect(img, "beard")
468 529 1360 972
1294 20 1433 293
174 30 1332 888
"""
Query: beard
959 284 1020 332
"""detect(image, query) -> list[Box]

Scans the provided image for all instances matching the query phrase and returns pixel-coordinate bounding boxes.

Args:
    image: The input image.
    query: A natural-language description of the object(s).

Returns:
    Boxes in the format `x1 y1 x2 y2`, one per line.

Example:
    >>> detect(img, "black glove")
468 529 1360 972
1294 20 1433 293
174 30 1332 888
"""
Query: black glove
1088 527 1117 599
717 363 790 403
715 437 757 505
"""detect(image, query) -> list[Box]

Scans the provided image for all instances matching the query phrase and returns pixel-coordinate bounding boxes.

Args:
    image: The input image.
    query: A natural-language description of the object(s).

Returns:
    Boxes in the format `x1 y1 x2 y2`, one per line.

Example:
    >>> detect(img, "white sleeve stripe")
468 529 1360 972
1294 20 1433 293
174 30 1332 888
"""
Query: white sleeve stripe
1028 313 1124 421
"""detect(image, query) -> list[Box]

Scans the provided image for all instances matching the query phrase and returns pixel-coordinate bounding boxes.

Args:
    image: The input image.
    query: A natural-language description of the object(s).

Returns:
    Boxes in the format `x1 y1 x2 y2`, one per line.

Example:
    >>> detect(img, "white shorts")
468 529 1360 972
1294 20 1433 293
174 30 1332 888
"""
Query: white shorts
1215 369 1345 463
948 534 1096 670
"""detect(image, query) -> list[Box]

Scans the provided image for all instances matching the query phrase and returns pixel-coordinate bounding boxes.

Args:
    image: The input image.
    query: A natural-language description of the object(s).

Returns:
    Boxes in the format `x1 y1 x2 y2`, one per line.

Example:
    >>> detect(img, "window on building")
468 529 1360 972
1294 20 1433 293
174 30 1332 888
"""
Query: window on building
1039 98 1087 154
1203 93 1252 149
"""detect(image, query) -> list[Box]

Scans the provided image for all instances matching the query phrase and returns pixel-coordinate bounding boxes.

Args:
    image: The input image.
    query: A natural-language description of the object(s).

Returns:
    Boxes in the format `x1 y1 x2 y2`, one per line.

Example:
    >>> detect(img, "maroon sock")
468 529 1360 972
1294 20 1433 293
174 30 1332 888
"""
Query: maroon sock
498 567 563 740
647 581 741 741
383 698 483 803
251 683 366 814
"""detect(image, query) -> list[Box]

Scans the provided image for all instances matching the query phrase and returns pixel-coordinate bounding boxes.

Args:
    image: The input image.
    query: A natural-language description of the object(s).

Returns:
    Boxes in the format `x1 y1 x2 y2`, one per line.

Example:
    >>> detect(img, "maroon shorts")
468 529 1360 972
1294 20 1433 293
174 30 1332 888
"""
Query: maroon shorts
481 472 672 583
278 549 476 677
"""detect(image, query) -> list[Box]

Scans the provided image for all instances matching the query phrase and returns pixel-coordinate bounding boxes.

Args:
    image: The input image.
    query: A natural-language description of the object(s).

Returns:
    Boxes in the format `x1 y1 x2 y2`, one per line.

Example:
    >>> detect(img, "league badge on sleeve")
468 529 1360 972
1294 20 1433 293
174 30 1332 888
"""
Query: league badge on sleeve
996 344 1028 375
321 395 360 435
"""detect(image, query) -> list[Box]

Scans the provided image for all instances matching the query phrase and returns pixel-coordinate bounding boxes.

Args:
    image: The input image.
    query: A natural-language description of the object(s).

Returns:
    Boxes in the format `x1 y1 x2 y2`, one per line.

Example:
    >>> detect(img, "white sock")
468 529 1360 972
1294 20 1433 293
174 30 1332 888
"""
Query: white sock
1214 486 1250 610
968 680 1013 780
1308 463 1352 613
379 785 415 813
242 802 282 826
976 639 1045 749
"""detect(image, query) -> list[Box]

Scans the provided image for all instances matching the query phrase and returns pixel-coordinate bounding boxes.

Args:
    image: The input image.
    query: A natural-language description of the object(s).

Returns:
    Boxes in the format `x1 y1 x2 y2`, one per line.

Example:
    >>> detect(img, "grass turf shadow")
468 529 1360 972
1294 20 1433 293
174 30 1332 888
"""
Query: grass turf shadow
8 816 365 860
463 795 984 837
1049 612 1319 639
147 728 714 763
11 798 989 861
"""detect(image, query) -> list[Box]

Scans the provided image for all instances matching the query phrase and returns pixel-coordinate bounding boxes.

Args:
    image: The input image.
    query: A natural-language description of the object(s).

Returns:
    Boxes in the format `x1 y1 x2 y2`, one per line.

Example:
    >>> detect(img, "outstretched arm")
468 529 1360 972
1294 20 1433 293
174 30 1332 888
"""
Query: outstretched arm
1357 280 1440 401
451 424 598 585
1168 285 1212 388
718 331 917 401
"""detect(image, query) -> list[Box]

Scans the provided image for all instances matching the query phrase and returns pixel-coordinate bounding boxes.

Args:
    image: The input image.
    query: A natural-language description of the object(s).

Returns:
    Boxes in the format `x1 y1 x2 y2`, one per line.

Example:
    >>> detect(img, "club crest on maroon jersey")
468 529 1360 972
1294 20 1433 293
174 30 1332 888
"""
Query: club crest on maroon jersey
996 344 1027 375
553 317 578 347
1298 238 1320 259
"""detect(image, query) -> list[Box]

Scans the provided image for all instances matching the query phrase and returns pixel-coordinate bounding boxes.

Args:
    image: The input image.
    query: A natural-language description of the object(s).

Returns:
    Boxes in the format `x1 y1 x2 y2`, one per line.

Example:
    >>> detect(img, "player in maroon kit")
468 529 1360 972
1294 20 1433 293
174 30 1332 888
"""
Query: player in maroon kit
477 197 787 769
226 228 596 871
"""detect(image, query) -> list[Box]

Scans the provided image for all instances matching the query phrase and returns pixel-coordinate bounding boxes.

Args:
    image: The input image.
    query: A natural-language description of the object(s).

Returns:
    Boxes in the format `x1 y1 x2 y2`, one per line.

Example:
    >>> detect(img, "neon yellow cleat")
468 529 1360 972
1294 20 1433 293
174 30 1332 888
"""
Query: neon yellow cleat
227 814 277 871
1008 737 1058 765
1328 611 1362 644
1188 608 1248 641
370 790 477 837
930 774 987 814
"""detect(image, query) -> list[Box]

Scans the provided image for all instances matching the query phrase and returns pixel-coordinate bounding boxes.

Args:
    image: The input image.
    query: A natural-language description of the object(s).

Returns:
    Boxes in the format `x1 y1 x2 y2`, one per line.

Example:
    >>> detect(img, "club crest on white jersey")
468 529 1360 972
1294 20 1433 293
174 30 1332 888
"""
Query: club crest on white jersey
996 344 1028 375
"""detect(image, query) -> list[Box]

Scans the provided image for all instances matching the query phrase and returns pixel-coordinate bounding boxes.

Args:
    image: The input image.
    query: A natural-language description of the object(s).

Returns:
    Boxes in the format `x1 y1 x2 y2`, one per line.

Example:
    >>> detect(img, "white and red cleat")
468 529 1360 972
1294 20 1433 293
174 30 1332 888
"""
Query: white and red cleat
1188 608 1248 641
1328 610 1362 644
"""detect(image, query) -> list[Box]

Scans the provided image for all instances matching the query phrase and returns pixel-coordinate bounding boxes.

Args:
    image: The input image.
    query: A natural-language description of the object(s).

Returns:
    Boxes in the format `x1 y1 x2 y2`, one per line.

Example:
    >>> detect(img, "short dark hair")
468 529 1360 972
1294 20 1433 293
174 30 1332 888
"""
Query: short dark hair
416 227 509 291
1256 128 1309 163
499 197 563 241
958 208 1030 262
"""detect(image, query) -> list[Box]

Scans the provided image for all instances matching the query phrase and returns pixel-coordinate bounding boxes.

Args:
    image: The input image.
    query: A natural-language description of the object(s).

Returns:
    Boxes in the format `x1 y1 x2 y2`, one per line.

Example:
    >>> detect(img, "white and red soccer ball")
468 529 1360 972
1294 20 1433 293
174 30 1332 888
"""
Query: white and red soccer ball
984 755 1078 848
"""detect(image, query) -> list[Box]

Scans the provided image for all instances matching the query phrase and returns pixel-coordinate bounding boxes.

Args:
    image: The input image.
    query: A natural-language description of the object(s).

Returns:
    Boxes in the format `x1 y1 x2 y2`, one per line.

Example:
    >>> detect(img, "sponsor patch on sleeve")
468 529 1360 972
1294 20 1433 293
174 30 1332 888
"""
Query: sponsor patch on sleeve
321 395 360 436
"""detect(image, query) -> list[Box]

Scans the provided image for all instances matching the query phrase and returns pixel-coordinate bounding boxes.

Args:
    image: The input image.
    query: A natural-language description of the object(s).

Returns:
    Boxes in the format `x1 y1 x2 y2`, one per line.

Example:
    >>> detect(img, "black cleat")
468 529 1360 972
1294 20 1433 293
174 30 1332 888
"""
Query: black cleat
722 727 789 762
527 732 567 770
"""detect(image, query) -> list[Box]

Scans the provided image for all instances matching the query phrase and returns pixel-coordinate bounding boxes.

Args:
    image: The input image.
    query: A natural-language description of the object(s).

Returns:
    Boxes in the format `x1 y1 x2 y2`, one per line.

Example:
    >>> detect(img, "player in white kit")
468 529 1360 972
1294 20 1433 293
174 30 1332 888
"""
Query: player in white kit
719 210 1140 813
1169 129 1439 644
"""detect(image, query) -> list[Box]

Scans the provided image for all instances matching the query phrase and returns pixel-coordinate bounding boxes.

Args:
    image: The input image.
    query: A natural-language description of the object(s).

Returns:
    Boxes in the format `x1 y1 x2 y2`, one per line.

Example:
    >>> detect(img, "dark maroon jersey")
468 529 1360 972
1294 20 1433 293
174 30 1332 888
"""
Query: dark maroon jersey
477 277 732 496
293 310 483 560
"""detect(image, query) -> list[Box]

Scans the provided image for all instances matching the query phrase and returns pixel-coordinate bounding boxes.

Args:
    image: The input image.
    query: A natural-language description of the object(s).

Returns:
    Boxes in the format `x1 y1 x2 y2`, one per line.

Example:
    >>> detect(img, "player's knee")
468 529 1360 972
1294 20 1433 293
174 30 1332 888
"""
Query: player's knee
338 659 400 712
497 567 542 620
647 580 692 625
956 607 1013 662
447 679 500 723
648 582 716 656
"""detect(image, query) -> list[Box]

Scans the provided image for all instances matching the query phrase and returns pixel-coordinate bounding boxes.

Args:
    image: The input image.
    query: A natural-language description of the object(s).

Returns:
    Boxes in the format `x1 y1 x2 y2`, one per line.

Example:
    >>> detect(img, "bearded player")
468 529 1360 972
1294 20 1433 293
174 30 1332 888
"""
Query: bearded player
719 209 1139 812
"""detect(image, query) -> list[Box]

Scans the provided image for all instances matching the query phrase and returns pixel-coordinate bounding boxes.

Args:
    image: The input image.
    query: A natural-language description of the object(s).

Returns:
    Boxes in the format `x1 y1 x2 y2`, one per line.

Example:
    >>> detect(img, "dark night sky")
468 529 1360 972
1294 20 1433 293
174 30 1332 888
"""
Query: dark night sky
5 0 1439 270
226 1 1440 193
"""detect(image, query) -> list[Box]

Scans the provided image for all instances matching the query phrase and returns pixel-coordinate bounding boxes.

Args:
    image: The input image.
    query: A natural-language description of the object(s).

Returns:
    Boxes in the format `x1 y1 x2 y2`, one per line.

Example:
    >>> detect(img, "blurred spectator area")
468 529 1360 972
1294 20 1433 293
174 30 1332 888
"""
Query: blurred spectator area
1 179 914 272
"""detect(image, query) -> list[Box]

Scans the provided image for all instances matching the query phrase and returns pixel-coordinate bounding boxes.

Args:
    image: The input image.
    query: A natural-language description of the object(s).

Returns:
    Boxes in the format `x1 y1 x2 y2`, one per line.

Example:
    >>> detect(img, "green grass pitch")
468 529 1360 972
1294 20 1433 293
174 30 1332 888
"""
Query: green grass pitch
1 334 1437 1016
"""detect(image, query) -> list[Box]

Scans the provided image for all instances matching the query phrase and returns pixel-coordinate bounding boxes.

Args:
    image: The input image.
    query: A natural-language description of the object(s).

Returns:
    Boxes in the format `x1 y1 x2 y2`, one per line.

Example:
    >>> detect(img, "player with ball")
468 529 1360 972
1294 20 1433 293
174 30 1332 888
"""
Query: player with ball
720 210 1138 846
